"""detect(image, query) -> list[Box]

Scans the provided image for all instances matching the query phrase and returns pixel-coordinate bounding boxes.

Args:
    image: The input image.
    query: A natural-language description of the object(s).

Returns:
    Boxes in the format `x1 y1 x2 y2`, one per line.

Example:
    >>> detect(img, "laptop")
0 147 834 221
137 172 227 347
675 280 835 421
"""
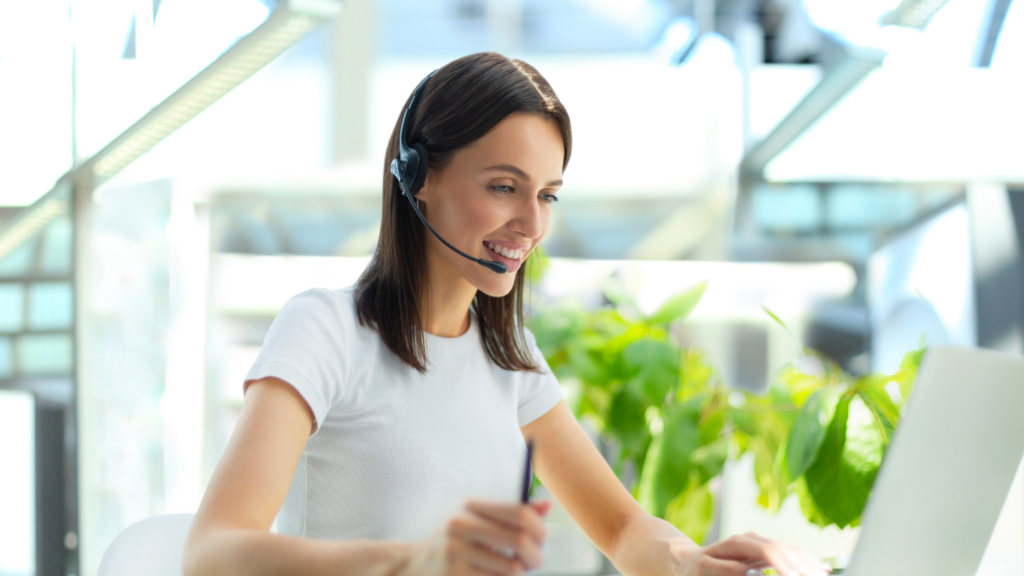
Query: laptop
842 345 1024 576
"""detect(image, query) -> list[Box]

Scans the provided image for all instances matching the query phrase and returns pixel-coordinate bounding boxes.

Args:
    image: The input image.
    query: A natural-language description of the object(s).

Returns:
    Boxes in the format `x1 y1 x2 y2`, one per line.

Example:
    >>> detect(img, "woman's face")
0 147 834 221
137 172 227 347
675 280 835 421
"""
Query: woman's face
417 112 564 297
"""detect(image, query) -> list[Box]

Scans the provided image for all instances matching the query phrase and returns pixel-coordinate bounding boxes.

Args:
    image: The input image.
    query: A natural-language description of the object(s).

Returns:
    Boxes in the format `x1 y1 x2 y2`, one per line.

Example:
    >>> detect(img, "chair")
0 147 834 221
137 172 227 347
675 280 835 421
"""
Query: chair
97 514 195 576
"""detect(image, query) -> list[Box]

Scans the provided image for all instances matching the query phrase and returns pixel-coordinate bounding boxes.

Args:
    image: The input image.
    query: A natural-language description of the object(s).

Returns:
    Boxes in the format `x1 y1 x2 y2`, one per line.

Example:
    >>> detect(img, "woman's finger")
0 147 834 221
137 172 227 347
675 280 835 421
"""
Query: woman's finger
696 556 753 576
448 514 543 569
704 534 771 561
777 546 828 576
466 500 547 542
530 500 553 517
740 533 831 575
705 535 800 576
450 538 525 576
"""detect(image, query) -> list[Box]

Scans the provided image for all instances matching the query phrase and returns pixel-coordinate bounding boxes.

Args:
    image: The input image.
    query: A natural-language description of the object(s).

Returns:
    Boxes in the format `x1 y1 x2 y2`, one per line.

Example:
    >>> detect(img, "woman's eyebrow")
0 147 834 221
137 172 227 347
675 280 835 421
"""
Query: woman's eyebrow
482 164 563 187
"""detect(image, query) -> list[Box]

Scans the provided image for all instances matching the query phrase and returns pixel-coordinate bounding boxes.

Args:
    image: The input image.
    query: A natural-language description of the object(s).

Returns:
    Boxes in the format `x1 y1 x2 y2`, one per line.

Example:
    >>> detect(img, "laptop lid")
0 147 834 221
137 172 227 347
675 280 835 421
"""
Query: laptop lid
847 345 1024 576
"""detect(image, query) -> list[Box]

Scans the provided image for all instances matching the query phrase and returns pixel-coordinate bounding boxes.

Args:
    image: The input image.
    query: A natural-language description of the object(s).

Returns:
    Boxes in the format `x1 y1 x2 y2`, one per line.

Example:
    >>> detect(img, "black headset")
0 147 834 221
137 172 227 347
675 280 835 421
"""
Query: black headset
389 70 509 274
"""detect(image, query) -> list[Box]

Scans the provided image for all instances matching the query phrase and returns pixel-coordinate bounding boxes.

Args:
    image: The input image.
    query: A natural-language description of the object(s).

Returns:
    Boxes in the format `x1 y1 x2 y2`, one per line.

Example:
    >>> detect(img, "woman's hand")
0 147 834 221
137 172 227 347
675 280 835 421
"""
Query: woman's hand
398 499 553 576
674 532 832 576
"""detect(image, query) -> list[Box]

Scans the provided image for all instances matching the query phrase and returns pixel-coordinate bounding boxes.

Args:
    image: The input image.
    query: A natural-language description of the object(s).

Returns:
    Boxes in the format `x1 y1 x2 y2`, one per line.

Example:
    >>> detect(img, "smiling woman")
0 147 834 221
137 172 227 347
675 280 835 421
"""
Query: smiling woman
357 53 572 374
183 51 831 576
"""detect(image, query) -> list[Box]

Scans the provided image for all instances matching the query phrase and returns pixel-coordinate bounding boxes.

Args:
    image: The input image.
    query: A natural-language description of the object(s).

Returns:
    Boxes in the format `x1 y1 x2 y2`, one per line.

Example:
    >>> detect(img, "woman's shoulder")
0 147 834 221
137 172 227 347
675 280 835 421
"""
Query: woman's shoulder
282 284 355 313
274 284 372 343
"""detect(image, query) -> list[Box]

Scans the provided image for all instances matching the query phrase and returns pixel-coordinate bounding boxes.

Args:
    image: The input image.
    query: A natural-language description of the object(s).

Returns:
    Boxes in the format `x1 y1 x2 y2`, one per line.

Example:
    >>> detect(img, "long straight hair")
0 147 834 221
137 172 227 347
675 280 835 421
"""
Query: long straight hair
355 52 572 374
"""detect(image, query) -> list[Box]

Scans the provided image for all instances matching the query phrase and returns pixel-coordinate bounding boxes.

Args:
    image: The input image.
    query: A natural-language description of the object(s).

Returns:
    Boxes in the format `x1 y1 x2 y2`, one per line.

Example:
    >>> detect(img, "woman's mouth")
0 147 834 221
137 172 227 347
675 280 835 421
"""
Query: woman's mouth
483 242 525 274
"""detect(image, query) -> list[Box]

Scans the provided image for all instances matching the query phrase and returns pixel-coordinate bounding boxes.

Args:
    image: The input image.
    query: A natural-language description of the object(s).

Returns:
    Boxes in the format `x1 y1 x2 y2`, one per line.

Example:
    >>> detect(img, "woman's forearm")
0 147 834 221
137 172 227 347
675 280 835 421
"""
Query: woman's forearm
608 514 699 576
183 528 412 576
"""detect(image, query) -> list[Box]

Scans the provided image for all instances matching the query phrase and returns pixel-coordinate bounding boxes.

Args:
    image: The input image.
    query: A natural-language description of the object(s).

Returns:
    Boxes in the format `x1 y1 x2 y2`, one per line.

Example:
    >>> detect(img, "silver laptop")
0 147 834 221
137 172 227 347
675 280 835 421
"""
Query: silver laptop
844 345 1024 576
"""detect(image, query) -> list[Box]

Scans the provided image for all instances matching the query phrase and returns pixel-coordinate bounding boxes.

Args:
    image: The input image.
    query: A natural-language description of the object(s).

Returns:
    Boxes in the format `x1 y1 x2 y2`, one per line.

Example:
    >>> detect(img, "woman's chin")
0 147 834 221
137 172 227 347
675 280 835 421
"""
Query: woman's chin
473 275 516 298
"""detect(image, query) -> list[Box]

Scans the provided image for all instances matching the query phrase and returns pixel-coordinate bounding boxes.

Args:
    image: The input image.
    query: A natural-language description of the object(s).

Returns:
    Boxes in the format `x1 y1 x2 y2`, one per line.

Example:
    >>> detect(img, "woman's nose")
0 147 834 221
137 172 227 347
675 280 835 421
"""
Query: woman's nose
510 194 544 240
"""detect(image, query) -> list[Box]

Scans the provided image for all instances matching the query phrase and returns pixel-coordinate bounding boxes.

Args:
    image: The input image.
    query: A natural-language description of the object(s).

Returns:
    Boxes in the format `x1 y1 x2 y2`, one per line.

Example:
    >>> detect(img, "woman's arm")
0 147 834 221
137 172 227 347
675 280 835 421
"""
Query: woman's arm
185 377 547 576
521 400 831 576
182 377 411 576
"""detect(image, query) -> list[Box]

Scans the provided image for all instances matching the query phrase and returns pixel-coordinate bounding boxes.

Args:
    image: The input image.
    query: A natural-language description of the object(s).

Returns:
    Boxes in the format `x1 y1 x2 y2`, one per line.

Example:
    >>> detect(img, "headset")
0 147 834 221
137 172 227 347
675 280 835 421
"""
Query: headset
388 70 509 275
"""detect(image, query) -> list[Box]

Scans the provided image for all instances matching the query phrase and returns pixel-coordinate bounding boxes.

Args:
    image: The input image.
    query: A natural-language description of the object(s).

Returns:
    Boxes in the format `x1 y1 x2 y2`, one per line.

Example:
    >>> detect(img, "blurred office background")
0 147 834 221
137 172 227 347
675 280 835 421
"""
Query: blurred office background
0 0 1022 574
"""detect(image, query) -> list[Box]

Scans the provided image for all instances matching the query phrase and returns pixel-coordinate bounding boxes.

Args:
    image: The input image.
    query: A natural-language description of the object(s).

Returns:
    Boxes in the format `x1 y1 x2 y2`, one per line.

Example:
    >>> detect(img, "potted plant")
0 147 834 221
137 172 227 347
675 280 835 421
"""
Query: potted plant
528 276 923 542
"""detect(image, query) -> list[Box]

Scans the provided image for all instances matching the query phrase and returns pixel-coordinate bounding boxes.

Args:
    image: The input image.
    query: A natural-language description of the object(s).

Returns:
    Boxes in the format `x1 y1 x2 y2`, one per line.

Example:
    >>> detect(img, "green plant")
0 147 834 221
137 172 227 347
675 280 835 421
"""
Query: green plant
528 278 923 542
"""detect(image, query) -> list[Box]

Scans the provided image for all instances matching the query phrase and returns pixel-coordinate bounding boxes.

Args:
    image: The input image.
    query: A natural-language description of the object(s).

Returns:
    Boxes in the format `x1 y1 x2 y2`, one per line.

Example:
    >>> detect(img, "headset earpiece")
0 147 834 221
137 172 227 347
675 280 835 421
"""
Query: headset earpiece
408 143 429 197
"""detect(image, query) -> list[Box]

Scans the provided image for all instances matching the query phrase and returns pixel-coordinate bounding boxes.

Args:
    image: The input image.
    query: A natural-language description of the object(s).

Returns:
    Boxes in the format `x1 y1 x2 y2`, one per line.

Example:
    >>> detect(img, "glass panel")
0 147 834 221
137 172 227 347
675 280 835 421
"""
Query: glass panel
28 282 73 331
0 283 25 333
752 184 822 232
78 180 170 575
0 239 36 278
827 186 918 230
0 389 35 576
0 336 12 378
39 215 73 276
16 333 73 375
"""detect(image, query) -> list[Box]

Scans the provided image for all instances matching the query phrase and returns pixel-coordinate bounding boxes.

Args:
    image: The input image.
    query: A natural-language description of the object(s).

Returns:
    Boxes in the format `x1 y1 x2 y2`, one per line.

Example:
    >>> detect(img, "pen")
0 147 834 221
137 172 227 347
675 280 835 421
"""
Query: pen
521 439 533 504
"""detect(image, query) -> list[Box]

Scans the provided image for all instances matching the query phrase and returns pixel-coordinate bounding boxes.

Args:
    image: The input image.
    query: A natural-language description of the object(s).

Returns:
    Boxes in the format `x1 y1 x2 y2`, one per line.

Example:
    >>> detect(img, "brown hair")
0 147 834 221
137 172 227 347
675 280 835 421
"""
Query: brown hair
355 52 572 374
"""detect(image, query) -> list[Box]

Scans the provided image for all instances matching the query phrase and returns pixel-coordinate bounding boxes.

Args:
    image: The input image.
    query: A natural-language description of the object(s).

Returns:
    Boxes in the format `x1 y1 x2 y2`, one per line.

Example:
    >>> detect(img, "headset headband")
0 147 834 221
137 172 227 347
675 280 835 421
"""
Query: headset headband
390 69 437 199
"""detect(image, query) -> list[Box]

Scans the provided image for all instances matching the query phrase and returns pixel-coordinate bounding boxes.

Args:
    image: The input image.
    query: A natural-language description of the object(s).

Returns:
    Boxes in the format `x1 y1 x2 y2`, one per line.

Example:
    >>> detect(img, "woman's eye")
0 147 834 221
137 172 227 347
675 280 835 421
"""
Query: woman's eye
541 194 559 204
490 185 514 194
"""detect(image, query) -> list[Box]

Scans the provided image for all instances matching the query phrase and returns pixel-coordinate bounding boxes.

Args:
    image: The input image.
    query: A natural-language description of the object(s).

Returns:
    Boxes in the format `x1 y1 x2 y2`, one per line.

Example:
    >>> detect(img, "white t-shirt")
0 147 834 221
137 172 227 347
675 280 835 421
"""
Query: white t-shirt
243 285 563 542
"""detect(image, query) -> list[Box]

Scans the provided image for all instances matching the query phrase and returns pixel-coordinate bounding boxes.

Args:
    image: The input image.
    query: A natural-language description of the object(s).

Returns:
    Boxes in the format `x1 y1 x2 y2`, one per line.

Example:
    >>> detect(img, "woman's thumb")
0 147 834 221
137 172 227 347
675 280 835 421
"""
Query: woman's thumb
531 500 553 517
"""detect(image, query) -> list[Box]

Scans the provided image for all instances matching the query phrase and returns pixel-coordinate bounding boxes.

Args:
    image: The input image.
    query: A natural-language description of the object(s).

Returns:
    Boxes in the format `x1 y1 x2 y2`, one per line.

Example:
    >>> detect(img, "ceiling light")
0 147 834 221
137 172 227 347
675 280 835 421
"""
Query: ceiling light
0 0 340 263
89 0 341 181
0 196 67 261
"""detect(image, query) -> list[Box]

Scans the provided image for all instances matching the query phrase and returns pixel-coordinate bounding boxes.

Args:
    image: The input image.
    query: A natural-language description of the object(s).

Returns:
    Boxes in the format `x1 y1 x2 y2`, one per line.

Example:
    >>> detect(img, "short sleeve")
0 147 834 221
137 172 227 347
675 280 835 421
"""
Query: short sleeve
244 288 348 434
516 327 564 427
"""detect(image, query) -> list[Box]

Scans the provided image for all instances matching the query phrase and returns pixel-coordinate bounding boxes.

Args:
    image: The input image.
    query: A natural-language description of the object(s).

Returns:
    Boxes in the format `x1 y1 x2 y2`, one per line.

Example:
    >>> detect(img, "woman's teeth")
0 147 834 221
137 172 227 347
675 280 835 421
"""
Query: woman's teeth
486 242 523 260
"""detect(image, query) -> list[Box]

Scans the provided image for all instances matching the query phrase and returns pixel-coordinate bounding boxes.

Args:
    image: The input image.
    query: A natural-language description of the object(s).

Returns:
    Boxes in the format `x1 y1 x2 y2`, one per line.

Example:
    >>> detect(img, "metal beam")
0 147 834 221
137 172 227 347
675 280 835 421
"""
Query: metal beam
880 0 953 28
740 46 886 176
976 0 1014 67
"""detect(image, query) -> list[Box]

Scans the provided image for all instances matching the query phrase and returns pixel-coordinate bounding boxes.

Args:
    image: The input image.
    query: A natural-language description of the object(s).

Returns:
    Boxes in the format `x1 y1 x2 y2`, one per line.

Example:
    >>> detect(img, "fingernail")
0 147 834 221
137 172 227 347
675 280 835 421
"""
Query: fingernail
746 570 764 576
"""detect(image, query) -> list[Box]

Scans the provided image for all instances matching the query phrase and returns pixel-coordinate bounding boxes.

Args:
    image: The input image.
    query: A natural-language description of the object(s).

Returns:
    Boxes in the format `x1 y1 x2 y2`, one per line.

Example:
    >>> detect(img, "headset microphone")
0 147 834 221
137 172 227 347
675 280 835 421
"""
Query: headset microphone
389 70 509 275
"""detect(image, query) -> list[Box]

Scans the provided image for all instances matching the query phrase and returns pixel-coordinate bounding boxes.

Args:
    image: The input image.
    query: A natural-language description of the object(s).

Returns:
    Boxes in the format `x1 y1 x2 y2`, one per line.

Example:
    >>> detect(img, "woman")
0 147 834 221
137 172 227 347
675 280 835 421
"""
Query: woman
183 52 831 576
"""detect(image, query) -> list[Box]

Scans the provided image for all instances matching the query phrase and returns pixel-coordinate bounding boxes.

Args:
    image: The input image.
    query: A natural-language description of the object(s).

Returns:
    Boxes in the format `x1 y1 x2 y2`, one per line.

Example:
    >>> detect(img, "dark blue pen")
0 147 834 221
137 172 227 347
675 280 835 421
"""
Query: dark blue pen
521 440 534 504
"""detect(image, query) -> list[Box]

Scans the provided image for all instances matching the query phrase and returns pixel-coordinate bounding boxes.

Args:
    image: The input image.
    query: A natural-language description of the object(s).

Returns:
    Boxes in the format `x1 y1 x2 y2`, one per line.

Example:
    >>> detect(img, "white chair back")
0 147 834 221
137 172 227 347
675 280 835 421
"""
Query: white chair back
97 513 195 576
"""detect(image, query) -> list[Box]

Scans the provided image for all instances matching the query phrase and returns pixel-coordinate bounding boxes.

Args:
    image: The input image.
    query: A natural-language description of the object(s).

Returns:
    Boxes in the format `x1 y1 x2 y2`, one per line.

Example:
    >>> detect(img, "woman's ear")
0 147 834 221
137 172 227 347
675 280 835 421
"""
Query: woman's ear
416 168 437 204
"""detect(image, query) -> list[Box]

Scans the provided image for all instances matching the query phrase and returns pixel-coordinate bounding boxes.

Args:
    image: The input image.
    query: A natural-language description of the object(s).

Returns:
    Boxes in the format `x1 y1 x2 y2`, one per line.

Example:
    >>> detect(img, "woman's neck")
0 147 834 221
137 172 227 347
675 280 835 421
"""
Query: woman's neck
422 250 477 338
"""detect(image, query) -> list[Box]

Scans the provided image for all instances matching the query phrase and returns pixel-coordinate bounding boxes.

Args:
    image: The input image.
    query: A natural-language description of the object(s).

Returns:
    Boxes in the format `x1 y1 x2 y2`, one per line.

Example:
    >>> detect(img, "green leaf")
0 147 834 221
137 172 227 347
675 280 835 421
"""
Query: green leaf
648 280 708 325
698 406 726 445
785 386 843 479
804 394 883 528
751 435 789 513
623 338 679 404
566 346 606 384
530 307 583 353
601 275 642 316
857 387 900 446
678 348 715 400
603 324 650 358
607 387 650 459
636 399 702 517
691 436 729 482
793 476 830 528
762 306 789 331
664 473 715 545
775 362 829 407
896 347 926 402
